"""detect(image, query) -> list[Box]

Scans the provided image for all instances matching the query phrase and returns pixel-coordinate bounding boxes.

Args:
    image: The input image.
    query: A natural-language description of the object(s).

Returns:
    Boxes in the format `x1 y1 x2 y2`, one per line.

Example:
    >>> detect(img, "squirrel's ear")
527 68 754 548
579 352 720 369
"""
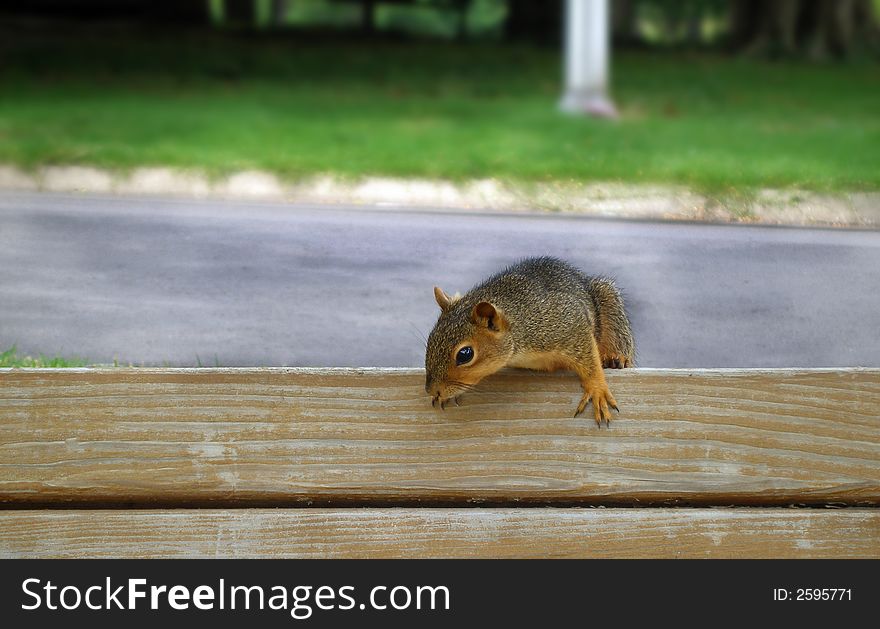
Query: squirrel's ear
434 286 461 312
471 301 508 332
434 286 452 311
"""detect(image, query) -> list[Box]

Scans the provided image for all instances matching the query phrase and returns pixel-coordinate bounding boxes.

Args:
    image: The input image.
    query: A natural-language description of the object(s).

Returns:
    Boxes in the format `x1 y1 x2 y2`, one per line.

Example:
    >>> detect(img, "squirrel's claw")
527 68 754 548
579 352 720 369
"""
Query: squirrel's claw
602 356 632 369
576 386 618 427
432 396 457 410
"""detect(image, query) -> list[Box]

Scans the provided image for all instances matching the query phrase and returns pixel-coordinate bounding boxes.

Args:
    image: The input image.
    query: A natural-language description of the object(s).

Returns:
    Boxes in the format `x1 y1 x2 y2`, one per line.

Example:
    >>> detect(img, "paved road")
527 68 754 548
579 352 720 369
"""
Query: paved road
1 192 878 368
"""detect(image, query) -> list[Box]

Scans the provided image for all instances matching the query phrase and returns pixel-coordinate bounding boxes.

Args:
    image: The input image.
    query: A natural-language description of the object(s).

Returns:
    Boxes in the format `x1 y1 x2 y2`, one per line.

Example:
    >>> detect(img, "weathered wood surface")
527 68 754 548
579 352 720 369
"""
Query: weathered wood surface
1 368 878 506
1 508 877 559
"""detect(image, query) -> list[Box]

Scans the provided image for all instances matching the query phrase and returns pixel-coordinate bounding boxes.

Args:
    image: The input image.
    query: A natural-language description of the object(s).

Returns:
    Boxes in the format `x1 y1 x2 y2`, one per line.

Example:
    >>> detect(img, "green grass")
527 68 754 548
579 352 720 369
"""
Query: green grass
0 346 89 368
0 27 878 191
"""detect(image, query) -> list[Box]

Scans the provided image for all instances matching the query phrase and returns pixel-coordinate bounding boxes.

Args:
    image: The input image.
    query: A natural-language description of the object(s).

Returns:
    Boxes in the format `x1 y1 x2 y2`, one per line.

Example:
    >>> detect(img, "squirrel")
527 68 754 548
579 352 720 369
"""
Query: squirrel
425 256 635 426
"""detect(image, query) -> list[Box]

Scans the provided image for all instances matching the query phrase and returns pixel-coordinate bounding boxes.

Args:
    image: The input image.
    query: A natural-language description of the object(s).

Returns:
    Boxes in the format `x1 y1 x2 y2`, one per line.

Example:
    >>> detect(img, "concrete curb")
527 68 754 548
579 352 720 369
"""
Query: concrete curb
2 164 878 227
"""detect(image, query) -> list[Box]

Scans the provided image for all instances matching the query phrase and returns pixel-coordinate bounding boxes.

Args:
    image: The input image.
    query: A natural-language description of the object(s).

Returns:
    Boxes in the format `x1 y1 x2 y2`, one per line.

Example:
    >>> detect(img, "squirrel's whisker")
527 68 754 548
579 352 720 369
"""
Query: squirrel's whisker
408 322 429 346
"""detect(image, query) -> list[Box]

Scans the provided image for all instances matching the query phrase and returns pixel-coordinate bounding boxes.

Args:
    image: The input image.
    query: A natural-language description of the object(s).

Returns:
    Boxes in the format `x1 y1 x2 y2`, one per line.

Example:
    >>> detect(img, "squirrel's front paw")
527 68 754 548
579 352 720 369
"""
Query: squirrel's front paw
575 384 619 427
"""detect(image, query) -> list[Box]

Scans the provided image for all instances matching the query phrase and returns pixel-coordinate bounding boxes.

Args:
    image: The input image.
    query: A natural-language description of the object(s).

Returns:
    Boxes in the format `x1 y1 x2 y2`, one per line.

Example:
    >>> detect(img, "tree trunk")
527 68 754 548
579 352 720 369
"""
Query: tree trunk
505 0 563 44
818 0 860 59
146 1 210 24
686 13 702 45
454 0 471 41
611 0 639 46
854 0 880 51
728 0 759 49
0 0 209 24
225 0 254 27
730 0 878 59
361 0 376 35
271 0 288 27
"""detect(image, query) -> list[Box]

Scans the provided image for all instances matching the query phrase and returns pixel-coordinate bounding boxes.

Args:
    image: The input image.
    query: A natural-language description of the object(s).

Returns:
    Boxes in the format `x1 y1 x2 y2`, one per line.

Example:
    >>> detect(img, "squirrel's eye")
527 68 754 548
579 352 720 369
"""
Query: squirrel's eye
456 346 474 365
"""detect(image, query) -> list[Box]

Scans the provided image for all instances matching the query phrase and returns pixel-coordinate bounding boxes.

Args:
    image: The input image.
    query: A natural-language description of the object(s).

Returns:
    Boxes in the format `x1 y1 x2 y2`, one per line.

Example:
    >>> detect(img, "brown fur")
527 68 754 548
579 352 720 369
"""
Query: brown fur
425 257 635 425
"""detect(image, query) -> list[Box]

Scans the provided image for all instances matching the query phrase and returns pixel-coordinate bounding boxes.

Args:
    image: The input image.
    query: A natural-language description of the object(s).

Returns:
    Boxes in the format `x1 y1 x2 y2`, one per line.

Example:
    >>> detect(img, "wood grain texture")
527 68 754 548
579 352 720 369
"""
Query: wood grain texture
1 508 877 559
1 368 878 506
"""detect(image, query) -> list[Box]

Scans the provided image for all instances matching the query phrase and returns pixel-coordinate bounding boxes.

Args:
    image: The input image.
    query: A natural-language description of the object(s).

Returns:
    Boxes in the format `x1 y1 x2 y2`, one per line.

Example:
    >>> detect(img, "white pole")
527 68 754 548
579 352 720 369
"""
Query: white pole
560 0 617 118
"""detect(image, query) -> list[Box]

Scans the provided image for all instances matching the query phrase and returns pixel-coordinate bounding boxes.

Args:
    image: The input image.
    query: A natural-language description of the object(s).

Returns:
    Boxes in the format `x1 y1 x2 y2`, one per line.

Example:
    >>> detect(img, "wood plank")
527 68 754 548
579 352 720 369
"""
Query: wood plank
1 368 878 506
1 508 877 559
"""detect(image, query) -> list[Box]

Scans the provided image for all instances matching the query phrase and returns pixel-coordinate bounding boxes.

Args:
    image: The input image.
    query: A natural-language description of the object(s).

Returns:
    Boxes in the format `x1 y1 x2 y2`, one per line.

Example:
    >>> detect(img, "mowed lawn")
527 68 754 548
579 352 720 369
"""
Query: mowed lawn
1 27 878 191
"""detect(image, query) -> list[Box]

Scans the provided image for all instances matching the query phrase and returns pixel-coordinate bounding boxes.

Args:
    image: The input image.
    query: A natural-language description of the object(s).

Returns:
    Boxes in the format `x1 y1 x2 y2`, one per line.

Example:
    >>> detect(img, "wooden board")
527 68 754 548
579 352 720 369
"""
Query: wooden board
1 368 878 506
1 508 877 559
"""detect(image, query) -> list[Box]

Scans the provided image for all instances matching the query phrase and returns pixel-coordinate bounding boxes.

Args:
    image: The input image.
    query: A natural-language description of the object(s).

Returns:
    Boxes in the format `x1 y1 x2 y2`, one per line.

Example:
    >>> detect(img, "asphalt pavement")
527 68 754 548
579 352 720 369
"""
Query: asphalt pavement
1 191 878 368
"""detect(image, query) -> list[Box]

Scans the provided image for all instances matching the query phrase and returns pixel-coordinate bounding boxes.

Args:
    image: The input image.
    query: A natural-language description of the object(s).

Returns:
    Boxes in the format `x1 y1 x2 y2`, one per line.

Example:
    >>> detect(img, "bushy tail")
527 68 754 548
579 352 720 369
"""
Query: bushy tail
585 277 635 368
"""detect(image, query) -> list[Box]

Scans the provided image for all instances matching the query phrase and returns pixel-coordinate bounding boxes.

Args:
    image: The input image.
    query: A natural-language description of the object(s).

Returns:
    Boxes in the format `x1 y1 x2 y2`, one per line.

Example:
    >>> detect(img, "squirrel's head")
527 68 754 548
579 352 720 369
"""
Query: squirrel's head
425 286 512 407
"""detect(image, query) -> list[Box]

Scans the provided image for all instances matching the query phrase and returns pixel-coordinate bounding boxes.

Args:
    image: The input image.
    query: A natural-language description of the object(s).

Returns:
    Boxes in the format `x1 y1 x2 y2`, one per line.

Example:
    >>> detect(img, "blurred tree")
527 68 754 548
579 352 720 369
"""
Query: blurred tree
225 0 256 26
612 0 639 45
147 1 211 24
504 0 562 43
271 0 289 25
630 0 727 46
730 0 879 59
361 0 377 33
451 0 472 40
0 0 210 23
225 0 254 25
318 0 478 39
